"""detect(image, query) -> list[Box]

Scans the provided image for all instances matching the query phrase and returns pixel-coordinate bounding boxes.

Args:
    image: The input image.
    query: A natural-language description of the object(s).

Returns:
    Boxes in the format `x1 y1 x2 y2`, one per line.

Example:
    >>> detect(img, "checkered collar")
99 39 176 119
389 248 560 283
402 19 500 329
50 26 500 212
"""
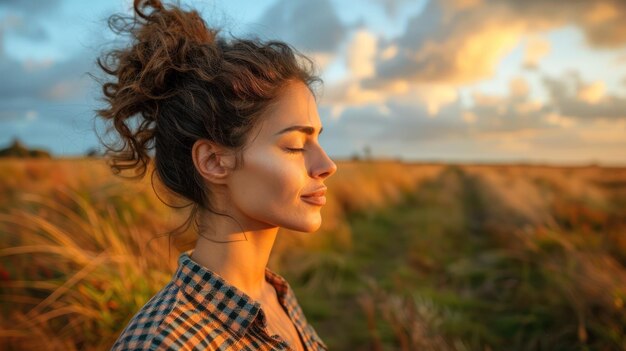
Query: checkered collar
172 250 291 338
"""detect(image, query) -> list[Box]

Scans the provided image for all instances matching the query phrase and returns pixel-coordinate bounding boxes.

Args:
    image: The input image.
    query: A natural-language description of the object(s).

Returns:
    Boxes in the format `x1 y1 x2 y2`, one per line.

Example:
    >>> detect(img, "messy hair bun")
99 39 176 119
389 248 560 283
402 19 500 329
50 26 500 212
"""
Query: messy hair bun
95 0 321 216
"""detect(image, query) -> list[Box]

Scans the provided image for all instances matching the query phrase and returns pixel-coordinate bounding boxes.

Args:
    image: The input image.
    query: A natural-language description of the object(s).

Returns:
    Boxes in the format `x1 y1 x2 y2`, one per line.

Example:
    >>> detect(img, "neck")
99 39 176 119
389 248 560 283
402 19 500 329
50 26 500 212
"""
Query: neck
190 208 280 303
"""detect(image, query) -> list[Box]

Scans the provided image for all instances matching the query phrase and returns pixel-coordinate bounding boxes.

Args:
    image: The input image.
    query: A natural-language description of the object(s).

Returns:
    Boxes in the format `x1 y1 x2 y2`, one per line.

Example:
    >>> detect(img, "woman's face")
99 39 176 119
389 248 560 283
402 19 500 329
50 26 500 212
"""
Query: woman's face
226 80 337 233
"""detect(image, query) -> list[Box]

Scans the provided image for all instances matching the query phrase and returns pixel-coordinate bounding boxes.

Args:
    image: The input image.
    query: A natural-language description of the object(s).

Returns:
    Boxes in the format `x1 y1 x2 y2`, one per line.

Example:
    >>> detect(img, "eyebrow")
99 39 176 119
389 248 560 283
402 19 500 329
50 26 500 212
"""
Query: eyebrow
275 125 323 136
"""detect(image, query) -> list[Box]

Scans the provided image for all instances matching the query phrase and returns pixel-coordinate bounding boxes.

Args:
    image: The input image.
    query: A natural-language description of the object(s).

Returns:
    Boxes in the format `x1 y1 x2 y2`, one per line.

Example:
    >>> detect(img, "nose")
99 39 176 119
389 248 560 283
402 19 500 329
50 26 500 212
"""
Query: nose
311 146 337 179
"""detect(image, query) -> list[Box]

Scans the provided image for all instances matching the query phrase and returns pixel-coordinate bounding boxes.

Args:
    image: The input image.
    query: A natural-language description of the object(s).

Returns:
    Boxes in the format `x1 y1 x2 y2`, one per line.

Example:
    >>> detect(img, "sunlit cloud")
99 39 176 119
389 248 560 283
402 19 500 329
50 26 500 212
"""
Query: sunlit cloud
365 0 626 89
347 29 377 79
577 81 606 104
394 84 459 117
522 35 550 70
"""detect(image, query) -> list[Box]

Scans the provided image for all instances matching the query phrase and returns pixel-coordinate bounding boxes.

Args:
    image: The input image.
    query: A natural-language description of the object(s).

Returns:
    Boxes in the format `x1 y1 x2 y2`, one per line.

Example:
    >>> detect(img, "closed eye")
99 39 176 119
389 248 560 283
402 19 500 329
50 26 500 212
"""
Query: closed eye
285 148 305 154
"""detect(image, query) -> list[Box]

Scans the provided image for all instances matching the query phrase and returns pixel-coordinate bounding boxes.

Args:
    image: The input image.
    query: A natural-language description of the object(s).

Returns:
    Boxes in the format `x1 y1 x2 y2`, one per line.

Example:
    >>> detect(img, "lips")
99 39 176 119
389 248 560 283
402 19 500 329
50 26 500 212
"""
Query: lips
301 187 327 205
301 195 327 205
303 190 325 198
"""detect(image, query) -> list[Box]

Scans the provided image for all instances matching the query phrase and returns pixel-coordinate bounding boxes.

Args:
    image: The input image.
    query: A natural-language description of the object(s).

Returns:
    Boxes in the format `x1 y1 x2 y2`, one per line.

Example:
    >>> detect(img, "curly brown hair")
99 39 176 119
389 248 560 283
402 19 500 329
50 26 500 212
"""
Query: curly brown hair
95 0 322 238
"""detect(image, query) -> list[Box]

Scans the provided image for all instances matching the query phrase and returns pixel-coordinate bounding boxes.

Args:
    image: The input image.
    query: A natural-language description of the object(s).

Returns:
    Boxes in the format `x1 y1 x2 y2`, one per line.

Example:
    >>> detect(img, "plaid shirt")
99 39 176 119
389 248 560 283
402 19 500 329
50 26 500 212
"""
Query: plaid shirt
111 250 328 351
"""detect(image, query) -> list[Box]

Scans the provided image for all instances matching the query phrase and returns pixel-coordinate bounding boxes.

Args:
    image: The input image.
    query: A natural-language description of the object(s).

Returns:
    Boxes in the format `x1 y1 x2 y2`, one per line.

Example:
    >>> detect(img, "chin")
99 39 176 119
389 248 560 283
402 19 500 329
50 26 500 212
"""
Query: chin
303 223 322 233
288 217 322 233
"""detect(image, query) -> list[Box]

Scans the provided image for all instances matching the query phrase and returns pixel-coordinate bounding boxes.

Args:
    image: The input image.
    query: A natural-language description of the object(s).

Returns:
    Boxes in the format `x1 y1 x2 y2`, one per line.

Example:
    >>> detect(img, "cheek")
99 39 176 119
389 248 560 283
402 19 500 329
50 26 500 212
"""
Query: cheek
232 150 304 208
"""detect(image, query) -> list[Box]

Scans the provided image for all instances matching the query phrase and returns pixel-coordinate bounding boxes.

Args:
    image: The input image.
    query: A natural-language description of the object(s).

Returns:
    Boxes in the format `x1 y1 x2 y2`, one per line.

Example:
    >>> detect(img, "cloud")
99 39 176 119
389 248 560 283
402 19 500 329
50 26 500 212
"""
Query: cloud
319 4 624 160
543 71 626 120
321 77 461 119
1 15 49 41
0 93 98 155
320 69 625 162
320 90 554 160
579 1 626 48
576 81 605 104
325 86 542 148
366 0 528 86
376 100 469 141
318 78 626 163
0 0 62 43
393 84 459 116
0 53 94 101
367 0 416 18
470 0 626 49
325 100 469 146
347 28 377 79
466 94 557 137
380 44 398 61
523 35 550 69
0 46 99 153
509 76 530 99
253 0 347 54
322 80 385 109
364 0 626 88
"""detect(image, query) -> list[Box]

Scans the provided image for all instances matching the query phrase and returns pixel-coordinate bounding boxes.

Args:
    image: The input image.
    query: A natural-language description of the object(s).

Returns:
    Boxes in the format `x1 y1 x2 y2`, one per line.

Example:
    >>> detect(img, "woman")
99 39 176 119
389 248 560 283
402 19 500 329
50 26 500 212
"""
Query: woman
99 0 337 350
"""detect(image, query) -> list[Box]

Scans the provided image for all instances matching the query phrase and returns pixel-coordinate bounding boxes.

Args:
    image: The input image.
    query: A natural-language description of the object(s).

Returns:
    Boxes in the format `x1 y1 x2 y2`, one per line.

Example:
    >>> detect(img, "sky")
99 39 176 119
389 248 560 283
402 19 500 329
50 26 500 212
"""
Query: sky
1 0 626 165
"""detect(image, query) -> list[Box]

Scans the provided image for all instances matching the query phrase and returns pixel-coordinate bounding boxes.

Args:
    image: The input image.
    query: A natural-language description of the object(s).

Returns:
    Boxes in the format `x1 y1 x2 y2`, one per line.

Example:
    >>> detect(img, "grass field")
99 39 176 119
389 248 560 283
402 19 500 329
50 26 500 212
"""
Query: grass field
1 158 625 350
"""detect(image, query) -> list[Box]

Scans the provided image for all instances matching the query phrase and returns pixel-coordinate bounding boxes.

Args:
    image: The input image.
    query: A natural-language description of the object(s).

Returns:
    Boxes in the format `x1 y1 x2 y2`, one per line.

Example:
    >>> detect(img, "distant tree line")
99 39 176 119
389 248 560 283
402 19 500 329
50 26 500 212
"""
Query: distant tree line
0 138 51 158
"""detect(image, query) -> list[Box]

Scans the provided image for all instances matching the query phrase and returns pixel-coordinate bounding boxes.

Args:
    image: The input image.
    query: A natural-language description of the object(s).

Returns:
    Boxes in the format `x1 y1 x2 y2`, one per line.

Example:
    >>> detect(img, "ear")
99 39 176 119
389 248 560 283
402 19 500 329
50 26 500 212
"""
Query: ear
191 139 235 185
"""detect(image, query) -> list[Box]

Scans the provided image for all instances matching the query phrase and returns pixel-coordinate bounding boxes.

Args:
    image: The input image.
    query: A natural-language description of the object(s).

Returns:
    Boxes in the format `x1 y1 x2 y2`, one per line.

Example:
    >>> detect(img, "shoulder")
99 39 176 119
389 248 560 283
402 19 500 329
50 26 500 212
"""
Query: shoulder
110 281 181 351
110 281 236 351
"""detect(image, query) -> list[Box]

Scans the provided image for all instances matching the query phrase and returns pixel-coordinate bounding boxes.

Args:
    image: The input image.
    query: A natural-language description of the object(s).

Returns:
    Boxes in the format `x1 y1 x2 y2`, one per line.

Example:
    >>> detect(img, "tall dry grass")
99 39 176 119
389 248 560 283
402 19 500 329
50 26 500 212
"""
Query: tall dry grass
458 164 626 349
0 158 445 350
2 159 625 350
0 158 184 349
0 185 173 349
